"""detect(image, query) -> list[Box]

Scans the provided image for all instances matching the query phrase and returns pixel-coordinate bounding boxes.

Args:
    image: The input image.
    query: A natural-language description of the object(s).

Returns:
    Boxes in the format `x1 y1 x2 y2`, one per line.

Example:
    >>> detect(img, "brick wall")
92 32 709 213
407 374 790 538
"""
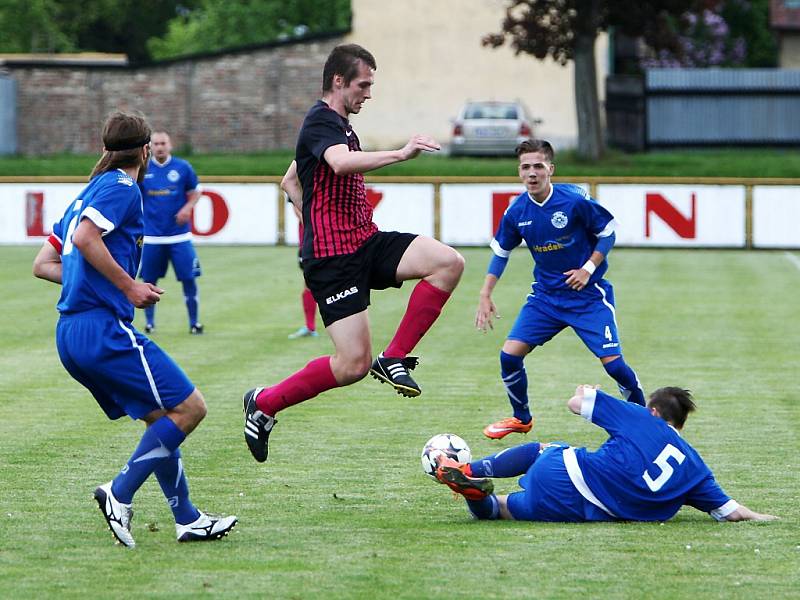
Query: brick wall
5 35 344 155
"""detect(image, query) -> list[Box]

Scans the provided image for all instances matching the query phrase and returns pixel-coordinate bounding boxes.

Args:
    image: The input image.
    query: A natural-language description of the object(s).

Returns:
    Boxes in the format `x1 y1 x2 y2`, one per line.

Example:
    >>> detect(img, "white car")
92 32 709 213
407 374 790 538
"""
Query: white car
450 101 538 156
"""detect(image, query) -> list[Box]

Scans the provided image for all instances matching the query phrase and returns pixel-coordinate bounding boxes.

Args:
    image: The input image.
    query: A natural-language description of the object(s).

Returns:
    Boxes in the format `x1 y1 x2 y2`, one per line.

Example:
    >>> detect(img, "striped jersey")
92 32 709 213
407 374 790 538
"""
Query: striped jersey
295 100 378 259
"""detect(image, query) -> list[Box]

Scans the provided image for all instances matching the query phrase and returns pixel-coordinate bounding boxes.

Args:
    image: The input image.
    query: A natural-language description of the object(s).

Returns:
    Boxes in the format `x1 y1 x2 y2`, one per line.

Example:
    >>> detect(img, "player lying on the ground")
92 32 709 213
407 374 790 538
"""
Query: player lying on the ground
432 385 776 523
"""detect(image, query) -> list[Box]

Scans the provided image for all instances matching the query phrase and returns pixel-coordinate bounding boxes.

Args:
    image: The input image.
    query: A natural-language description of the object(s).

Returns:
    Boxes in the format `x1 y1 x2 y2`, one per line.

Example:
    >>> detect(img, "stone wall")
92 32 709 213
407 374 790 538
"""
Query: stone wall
4 34 345 155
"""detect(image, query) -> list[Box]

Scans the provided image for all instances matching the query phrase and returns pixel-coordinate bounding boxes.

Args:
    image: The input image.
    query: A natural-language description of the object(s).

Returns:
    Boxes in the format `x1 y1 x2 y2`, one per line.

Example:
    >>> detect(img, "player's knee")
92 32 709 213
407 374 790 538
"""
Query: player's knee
183 390 207 426
445 248 465 278
336 354 372 384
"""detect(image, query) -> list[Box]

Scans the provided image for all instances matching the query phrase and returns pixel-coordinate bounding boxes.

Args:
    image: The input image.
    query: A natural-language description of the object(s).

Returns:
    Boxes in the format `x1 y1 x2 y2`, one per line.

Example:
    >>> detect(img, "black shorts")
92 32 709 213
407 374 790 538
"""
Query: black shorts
303 231 417 326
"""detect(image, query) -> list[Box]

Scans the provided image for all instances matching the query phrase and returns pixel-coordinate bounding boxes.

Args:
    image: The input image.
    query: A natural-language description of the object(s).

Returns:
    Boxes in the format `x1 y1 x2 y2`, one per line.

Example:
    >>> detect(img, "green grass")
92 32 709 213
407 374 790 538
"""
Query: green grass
0 246 798 598
2 148 800 178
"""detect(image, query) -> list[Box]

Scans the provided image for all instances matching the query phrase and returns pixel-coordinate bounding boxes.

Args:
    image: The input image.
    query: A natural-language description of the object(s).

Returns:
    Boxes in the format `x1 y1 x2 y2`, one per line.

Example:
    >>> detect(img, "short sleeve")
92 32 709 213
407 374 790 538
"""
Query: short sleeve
685 474 737 520
490 201 523 257
185 163 199 191
82 177 139 234
573 190 615 237
581 389 645 436
300 110 348 161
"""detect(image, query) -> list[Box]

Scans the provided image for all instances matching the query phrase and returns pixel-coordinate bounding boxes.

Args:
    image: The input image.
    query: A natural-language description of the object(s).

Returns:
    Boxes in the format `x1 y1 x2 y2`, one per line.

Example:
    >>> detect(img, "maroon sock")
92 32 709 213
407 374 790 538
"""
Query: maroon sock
255 356 338 416
384 279 452 359
302 288 317 331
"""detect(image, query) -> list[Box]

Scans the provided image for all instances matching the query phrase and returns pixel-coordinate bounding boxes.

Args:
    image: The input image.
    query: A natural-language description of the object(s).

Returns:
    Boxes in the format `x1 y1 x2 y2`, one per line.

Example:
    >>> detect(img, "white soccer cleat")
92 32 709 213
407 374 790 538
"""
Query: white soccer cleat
93 482 135 548
176 511 238 542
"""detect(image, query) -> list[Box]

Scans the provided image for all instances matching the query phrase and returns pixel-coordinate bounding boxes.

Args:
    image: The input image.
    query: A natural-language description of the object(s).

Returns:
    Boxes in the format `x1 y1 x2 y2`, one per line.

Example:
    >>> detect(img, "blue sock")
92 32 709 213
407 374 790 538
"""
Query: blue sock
470 442 541 477
466 494 500 520
603 357 645 406
153 448 201 525
500 351 531 423
111 416 186 504
182 279 199 327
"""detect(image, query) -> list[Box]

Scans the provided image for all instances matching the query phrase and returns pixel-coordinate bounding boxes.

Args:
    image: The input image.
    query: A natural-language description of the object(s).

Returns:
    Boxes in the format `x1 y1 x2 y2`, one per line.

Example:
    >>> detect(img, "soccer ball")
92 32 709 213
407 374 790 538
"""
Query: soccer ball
420 433 471 478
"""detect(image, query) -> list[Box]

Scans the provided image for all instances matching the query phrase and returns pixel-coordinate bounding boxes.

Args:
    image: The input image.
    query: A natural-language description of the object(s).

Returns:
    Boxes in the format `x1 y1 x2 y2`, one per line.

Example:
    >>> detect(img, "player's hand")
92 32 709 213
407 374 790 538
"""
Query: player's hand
175 206 193 225
564 268 591 291
400 135 441 161
475 295 499 332
126 281 164 308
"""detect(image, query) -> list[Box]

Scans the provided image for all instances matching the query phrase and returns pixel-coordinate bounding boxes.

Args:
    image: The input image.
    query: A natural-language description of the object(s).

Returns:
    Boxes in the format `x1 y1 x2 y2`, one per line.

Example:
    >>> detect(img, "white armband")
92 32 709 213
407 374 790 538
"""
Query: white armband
581 259 596 275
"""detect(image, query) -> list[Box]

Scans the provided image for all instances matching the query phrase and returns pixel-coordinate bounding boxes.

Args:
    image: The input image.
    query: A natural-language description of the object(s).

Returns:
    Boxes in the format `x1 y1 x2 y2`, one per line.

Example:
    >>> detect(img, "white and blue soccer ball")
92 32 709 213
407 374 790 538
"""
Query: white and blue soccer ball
420 433 471 478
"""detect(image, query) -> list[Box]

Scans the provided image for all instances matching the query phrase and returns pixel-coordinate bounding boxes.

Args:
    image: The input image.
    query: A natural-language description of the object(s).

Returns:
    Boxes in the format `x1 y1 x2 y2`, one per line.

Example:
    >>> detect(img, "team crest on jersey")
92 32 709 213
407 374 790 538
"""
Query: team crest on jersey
136 236 144 248
167 169 180 182
551 211 568 229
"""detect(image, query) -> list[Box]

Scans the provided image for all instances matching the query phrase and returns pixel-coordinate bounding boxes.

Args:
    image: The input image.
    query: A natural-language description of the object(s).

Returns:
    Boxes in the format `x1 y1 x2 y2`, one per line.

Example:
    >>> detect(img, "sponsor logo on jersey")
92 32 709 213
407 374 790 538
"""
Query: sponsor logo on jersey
326 286 358 305
531 242 564 253
602 342 620 349
551 211 568 228
518 220 532 227
167 169 180 182
117 176 133 187
144 173 154 179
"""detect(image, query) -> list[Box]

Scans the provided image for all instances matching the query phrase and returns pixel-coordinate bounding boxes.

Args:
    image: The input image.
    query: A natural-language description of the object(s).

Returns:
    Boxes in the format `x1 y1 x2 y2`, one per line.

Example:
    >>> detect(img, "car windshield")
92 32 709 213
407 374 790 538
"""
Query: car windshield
464 104 518 120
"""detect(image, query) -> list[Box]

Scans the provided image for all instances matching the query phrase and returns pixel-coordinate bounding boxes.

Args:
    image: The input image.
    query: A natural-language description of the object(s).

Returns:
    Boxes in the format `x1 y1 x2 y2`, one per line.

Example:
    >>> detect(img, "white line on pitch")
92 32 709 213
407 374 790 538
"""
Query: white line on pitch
785 251 800 272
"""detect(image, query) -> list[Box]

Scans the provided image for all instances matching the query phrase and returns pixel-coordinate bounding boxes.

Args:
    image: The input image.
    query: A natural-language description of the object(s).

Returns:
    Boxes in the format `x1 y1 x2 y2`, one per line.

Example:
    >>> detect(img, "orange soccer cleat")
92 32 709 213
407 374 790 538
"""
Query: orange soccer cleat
482 417 534 440
435 456 494 501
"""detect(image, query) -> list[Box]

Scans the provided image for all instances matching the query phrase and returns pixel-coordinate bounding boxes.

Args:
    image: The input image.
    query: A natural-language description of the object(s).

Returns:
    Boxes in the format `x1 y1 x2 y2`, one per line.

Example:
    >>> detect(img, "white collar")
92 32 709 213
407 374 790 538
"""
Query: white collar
527 185 553 207
152 155 172 168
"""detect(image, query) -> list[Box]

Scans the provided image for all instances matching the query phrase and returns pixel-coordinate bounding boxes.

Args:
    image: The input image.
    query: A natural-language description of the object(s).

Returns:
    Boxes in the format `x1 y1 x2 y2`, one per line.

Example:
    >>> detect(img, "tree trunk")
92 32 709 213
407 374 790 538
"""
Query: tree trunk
574 31 604 160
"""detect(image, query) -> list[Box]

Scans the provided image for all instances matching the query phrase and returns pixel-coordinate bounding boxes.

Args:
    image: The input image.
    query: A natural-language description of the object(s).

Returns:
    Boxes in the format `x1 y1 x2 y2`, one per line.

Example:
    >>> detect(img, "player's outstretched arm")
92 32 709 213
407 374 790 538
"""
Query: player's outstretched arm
32 240 62 284
723 504 778 522
72 219 163 308
324 134 440 176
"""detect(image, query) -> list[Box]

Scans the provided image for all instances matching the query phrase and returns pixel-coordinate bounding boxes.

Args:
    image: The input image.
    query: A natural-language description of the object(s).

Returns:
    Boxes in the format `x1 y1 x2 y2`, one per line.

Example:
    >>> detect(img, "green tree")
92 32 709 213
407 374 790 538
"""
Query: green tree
0 0 197 62
0 0 74 53
484 0 701 160
148 0 351 60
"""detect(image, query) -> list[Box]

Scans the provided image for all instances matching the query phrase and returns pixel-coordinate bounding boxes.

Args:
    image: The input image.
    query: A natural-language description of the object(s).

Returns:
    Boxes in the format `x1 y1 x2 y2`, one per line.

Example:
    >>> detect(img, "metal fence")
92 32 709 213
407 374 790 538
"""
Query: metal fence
606 68 800 150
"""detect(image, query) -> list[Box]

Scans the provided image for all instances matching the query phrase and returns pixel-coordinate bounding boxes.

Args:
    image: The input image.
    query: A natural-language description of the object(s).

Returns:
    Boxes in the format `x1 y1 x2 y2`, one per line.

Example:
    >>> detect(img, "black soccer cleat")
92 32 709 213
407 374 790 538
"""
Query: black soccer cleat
370 354 421 397
144 323 155 334
190 323 204 335
243 387 276 463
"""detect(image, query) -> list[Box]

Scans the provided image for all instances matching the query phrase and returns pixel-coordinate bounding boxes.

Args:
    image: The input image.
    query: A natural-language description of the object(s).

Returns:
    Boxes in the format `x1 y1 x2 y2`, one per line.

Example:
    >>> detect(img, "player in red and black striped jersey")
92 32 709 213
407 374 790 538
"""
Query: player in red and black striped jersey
243 44 465 463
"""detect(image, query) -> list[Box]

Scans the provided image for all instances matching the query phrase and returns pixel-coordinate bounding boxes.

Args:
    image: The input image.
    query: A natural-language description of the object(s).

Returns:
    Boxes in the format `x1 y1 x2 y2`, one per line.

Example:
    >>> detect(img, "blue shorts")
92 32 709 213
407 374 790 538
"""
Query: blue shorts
140 241 201 281
507 280 623 358
56 308 195 420
507 445 613 522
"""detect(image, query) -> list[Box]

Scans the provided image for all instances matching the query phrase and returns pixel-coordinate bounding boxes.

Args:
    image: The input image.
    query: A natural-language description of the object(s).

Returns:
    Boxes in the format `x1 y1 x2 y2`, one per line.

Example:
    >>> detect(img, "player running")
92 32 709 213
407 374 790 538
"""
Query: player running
139 131 204 334
33 112 236 548
432 385 776 524
477 139 644 440
243 44 464 463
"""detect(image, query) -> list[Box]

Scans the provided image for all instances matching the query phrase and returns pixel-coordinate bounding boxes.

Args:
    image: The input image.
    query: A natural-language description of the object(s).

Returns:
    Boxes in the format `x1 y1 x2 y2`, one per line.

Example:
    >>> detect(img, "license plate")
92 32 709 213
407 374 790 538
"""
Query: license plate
475 127 505 138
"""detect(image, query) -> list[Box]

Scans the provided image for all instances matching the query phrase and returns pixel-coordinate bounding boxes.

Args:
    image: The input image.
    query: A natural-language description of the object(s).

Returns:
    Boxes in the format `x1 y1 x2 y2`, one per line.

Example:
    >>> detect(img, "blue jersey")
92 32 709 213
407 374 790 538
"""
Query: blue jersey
567 390 735 522
491 184 615 292
140 156 199 238
50 170 143 322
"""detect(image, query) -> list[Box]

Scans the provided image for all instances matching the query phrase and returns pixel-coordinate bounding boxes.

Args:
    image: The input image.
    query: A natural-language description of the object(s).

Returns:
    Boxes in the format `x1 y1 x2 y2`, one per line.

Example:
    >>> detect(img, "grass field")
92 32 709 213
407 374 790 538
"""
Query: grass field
0 245 798 599
2 147 800 178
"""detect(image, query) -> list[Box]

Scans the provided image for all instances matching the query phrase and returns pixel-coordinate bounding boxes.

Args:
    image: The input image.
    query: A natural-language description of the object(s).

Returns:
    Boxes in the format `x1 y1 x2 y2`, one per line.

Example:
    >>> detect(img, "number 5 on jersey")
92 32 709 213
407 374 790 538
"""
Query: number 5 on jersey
643 443 686 492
